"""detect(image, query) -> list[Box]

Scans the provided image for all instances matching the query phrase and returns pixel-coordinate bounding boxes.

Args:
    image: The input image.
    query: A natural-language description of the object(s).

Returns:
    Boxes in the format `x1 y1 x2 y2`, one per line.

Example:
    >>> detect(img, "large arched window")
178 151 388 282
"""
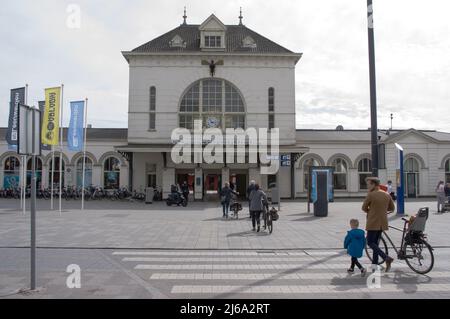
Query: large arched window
76 156 93 187
3 156 20 189
103 157 120 189
48 156 65 187
331 158 348 190
445 159 450 183
358 158 372 190
27 157 43 188
303 158 320 191
179 79 245 130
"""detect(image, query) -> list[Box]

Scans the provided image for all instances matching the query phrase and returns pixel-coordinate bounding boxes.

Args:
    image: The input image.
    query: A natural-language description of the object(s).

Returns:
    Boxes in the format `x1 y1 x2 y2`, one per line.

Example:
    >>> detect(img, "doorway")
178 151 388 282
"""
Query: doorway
229 173 247 198
406 173 418 198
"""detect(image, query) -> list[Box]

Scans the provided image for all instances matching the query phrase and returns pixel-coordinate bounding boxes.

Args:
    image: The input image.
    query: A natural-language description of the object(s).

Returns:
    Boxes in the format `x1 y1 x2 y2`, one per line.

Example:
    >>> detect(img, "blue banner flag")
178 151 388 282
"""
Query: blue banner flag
68 101 85 151
6 87 26 146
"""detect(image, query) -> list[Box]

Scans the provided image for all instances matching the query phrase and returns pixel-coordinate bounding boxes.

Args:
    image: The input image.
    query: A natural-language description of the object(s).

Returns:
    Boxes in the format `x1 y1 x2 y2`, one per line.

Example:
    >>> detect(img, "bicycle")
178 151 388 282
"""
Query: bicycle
229 194 242 219
365 207 434 274
261 204 277 234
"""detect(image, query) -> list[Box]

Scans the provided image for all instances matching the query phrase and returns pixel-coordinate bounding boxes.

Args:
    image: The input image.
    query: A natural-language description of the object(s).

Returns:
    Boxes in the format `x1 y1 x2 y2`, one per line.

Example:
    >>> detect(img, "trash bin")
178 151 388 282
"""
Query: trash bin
145 187 154 204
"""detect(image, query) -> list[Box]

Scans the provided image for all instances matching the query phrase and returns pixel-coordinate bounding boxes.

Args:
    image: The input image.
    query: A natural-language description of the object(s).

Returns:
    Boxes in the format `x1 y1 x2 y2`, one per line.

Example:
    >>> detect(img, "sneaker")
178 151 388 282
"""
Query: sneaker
360 268 367 277
347 268 355 274
385 256 394 272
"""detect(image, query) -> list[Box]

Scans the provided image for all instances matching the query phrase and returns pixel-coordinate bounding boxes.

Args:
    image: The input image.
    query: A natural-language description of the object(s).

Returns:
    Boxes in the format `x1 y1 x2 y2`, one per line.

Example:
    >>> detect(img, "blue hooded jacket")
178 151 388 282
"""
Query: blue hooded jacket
344 229 366 258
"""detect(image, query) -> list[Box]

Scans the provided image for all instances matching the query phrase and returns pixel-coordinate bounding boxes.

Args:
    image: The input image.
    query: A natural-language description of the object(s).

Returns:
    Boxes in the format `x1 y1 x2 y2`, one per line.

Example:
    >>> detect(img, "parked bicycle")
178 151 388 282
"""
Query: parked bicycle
365 207 434 274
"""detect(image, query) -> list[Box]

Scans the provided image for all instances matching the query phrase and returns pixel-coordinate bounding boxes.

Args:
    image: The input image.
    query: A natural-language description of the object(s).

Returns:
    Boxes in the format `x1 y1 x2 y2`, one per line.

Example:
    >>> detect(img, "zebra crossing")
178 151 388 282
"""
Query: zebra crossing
111 249 450 298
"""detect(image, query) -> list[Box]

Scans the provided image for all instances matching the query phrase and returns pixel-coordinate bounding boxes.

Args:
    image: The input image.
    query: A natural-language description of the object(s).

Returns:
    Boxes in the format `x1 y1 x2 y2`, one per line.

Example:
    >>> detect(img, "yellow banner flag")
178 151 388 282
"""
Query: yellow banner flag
41 87 61 145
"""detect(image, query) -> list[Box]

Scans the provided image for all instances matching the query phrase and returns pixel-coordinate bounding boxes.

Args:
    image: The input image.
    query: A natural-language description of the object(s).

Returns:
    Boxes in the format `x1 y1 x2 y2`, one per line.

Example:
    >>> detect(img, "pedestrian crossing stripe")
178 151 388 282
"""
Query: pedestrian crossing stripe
122 256 355 262
150 272 450 280
170 284 450 294
135 263 412 270
113 251 312 256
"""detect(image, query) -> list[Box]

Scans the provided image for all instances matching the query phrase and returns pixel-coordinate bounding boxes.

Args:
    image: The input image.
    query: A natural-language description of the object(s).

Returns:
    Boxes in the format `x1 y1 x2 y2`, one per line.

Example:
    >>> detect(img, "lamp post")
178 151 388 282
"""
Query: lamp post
367 0 379 177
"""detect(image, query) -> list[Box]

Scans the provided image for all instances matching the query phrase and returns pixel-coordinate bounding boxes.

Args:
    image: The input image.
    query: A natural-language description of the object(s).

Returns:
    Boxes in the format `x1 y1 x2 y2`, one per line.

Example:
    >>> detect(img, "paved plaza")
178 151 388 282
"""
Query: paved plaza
0 198 450 298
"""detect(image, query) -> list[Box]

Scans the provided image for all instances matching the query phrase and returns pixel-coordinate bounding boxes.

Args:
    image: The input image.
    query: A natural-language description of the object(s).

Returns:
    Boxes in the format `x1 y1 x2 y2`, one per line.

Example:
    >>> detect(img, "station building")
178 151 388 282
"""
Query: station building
1 14 450 199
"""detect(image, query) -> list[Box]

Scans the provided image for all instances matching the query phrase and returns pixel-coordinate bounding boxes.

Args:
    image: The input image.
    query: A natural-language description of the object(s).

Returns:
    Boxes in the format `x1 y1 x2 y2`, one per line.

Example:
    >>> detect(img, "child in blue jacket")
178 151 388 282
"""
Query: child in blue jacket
344 219 367 276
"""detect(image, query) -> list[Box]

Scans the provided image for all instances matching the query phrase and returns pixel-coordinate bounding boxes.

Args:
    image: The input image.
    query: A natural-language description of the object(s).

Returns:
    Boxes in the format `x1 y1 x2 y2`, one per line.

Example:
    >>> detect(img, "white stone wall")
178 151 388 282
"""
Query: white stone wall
127 55 298 145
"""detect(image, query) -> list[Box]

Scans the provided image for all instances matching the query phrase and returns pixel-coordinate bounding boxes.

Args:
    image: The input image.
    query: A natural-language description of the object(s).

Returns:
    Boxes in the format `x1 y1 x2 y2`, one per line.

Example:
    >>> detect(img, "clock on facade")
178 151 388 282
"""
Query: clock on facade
206 116 220 128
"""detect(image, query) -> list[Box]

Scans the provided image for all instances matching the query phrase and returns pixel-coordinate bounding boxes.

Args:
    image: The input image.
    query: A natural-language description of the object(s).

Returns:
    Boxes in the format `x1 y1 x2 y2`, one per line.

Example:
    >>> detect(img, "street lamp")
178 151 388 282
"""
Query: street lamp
367 0 379 177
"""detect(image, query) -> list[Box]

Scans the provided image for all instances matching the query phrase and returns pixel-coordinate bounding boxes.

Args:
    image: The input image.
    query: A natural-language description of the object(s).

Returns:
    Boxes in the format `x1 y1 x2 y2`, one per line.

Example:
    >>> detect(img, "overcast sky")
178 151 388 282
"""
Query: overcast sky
1 0 449 131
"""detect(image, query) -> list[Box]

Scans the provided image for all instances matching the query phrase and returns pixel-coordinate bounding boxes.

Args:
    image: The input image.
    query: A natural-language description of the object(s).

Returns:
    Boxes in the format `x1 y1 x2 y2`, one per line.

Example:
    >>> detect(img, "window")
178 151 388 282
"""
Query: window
268 88 275 112
303 158 320 191
179 79 245 130
76 156 93 187
103 157 120 189
358 158 372 190
3 156 20 189
268 88 275 129
445 159 450 183
149 86 156 130
331 158 348 190
204 36 221 48
405 158 419 173
268 114 275 130
48 156 65 187
26 157 42 188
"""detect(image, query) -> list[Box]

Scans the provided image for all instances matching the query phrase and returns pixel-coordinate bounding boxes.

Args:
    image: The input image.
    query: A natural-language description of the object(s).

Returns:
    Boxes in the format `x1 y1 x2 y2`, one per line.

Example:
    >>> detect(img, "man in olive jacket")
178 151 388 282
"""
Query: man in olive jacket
362 177 396 272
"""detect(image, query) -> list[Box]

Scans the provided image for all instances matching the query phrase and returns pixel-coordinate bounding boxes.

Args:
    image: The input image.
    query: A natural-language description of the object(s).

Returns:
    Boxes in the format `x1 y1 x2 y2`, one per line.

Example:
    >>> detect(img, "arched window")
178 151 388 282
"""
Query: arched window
179 79 245 130
268 87 275 129
404 158 420 197
303 158 320 191
445 159 450 183
358 158 372 190
331 158 348 190
48 156 65 187
3 156 20 189
103 157 120 189
76 156 93 187
26 157 43 188
149 86 156 130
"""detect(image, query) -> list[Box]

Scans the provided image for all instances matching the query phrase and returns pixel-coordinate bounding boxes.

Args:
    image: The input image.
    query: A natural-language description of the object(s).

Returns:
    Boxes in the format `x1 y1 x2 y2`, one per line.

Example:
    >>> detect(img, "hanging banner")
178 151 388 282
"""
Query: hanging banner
41 87 61 145
68 101 85 151
6 87 26 145
38 101 52 151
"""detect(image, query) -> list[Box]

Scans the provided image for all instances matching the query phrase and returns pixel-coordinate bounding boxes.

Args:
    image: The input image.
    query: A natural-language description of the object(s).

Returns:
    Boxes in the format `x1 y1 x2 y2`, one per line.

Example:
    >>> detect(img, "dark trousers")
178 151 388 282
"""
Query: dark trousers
222 202 230 217
367 230 388 265
350 257 363 270
250 210 262 228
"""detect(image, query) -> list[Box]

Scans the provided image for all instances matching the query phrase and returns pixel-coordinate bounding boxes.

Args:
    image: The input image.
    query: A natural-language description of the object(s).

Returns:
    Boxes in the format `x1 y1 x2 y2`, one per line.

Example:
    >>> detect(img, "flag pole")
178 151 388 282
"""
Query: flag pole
23 83 29 215
81 98 88 211
50 145 54 210
59 84 64 216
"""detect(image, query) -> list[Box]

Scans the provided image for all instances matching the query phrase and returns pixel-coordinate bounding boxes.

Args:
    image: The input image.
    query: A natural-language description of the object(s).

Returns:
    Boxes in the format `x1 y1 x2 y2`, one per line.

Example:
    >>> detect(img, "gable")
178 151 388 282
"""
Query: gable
385 129 439 145
199 14 226 31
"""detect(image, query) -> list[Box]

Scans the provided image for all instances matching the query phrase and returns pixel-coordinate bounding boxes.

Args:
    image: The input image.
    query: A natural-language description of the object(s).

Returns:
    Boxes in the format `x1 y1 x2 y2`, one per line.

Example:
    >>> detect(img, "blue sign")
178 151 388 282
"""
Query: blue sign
68 101 85 151
281 154 291 167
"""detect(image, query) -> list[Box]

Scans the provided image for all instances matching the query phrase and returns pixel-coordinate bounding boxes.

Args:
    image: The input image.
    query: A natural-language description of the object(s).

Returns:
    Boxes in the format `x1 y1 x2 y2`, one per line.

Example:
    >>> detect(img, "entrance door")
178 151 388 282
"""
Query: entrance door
230 173 247 198
204 174 221 195
406 173 417 198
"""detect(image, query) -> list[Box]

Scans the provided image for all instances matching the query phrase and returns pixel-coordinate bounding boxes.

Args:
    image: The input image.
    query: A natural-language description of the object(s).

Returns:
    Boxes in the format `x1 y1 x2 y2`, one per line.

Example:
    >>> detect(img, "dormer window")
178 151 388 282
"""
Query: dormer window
169 35 186 48
242 36 256 49
204 35 222 48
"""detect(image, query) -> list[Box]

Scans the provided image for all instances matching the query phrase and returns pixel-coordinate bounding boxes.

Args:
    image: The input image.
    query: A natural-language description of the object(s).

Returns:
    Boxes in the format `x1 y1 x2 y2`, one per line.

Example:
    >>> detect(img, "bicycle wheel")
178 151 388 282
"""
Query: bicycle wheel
267 212 273 234
365 236 389 265
404 240 434 274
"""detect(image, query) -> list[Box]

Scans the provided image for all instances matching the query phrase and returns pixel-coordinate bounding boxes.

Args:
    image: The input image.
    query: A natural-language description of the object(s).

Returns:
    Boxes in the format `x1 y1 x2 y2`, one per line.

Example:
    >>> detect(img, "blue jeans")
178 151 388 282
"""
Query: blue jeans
367 230 388 265
222 202 230 217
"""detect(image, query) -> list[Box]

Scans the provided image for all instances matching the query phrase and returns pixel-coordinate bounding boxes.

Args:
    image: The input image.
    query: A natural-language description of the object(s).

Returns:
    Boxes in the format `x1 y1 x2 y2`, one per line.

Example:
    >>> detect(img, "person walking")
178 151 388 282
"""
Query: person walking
181 181 190 203
362 177 396 272
344 219 367 276
247 180 256 217
220 182 237 219
249 184 268 232
436 181 446 213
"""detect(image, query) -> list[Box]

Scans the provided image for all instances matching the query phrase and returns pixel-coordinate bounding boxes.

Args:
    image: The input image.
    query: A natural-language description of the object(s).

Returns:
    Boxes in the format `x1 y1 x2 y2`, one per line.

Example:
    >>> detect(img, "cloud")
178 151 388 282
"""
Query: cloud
0 0 449 132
